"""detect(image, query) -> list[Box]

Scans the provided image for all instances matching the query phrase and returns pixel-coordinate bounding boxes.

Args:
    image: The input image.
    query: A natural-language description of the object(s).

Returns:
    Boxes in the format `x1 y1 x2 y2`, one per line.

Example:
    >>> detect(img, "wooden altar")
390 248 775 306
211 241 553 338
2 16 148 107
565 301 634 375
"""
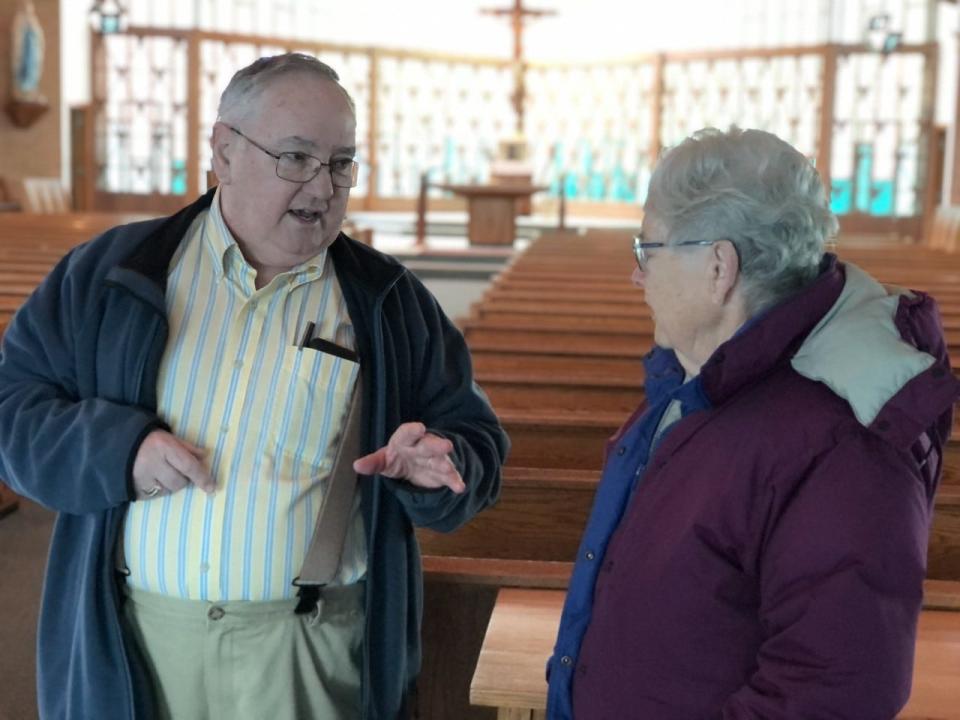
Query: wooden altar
437 183 546 246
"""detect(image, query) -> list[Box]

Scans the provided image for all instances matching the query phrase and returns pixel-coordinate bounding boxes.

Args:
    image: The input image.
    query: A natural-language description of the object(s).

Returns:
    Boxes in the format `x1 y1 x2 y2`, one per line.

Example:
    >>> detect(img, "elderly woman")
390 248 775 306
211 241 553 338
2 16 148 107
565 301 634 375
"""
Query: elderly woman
547 127 960 719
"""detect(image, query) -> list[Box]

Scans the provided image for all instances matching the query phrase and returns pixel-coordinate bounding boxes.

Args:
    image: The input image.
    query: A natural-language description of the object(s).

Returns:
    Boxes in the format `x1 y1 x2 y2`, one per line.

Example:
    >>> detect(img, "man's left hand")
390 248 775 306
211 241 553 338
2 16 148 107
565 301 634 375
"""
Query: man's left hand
353 422 466 494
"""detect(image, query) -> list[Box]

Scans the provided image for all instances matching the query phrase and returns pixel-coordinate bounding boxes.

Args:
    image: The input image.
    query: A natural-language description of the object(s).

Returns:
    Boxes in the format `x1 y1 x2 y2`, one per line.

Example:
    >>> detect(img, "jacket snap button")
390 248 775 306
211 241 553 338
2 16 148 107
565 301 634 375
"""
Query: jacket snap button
560 655 573 666
208 606 225 621
585 550 595 561
617 447 626 456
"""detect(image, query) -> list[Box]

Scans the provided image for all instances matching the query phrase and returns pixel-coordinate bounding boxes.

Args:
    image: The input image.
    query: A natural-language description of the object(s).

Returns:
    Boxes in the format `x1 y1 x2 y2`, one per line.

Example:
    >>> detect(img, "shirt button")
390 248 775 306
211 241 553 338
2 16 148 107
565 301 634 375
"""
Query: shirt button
234 359 243 369
560 655 573 666
208 606 225 621
220 424 229 434
199 563 210 573
585 550 595 561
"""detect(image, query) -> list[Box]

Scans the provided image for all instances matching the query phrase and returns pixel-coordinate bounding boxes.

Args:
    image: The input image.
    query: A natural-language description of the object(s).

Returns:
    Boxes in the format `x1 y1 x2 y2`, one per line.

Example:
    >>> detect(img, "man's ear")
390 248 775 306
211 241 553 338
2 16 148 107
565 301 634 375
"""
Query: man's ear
210 122 234 185
710 240 740 304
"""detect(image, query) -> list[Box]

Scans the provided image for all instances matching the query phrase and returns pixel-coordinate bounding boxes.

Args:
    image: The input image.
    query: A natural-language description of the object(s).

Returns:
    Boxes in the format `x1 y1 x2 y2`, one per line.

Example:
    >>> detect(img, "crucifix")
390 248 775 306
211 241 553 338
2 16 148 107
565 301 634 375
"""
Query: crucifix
482 0 556 135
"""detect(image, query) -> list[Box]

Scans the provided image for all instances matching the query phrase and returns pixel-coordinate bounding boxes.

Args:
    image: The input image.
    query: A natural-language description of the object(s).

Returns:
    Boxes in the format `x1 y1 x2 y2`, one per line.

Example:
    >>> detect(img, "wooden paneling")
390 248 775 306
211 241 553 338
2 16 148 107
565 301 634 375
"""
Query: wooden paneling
418 482 593 562
0 0 61 185
80 28 935 235
420 581 498 720
929 489 960 581
0 482 18 519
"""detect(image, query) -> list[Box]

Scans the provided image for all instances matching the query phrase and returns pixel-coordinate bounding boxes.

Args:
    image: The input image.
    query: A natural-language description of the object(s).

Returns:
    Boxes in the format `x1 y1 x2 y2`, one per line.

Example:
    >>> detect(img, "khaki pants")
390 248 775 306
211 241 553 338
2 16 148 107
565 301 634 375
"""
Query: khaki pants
121 584 364 720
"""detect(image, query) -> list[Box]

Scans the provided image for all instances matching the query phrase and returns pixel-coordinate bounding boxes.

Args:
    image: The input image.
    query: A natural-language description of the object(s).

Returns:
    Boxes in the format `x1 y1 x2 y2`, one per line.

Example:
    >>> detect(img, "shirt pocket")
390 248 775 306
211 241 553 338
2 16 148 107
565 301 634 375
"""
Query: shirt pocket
270 345 360 474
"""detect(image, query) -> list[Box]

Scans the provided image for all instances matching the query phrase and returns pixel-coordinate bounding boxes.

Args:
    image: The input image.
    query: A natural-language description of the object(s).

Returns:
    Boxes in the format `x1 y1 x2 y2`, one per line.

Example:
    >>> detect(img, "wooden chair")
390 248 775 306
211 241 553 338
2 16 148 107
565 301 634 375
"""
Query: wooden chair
926 206 960 253
20 177 71 214
0 177 23 212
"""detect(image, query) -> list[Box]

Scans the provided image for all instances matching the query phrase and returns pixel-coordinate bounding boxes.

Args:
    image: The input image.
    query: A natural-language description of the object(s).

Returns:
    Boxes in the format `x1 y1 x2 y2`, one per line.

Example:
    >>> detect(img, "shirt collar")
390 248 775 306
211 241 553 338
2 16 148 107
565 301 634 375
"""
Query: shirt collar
205 186 330 286
643 347 709 414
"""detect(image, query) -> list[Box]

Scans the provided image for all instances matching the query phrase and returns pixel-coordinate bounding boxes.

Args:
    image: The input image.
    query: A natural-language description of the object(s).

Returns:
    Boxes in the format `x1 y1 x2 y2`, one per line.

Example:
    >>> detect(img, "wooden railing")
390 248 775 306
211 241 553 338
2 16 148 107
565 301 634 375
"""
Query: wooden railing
75 27 938 237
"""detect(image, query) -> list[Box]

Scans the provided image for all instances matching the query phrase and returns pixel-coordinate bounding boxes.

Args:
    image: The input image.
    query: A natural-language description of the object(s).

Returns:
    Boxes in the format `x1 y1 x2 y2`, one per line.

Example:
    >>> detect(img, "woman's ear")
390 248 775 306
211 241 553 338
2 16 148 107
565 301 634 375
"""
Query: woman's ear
710 240 740 304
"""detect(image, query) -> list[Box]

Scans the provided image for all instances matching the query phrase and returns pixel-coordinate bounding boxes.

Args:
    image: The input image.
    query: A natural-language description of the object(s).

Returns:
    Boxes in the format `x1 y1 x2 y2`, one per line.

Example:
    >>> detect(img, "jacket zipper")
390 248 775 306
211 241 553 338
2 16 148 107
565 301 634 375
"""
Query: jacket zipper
104 280 169 720
362 273 403 719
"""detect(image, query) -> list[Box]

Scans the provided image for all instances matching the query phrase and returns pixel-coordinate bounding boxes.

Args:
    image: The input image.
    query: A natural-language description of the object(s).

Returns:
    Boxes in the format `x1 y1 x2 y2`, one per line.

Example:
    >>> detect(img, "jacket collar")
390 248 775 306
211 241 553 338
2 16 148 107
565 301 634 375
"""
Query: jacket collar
699 254 845 406
119 187 217 286
116 187 406 300
329 228 407 301
697 253 960 449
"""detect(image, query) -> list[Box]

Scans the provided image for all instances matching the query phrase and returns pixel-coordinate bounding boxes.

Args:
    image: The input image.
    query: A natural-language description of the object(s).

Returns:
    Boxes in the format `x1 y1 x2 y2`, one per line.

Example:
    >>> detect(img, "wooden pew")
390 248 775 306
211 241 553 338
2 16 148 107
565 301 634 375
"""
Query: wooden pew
419 469 960 586
4 217 960 716
926 205 960 254
416 472 960 718
0 482 18 519
470 583 960 719
416 229 960 718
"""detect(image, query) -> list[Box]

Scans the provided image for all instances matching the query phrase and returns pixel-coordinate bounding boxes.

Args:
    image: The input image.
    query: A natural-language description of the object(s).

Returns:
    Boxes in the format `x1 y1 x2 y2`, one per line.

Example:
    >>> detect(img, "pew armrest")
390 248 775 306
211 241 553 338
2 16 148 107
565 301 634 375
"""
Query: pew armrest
422 555 573 589
923 579 960 611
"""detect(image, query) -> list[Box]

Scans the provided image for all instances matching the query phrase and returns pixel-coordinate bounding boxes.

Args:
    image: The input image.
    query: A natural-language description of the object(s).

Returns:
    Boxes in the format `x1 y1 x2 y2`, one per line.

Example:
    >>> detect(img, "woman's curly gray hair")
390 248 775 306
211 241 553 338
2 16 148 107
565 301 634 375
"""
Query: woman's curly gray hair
645 127 837 315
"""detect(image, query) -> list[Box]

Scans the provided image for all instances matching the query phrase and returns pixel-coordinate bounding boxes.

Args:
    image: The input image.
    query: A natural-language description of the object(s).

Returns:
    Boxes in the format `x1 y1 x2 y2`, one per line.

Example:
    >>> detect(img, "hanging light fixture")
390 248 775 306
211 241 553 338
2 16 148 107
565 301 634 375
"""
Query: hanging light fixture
88 0 127 34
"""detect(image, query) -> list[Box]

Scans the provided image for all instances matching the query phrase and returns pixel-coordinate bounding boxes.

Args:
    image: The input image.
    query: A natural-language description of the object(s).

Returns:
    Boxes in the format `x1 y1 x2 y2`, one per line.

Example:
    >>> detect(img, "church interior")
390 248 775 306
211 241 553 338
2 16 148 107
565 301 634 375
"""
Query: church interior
2 0 960 718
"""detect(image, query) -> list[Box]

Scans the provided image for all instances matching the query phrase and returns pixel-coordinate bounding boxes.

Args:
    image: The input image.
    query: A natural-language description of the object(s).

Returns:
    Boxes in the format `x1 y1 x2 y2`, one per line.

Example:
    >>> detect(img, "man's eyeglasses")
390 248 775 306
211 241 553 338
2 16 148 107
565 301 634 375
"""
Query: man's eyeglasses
632 234 717 271
226 125 359 188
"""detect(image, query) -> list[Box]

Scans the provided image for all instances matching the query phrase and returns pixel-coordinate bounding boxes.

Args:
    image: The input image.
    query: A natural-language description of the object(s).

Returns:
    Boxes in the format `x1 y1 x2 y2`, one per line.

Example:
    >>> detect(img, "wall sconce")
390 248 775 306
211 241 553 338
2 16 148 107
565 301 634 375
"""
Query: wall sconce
89 0 127 34
866 14 902 55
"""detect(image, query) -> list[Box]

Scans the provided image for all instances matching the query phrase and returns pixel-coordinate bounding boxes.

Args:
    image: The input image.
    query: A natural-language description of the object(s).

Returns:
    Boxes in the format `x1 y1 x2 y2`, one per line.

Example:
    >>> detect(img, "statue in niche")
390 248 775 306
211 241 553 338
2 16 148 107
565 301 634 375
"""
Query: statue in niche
11 0 46 103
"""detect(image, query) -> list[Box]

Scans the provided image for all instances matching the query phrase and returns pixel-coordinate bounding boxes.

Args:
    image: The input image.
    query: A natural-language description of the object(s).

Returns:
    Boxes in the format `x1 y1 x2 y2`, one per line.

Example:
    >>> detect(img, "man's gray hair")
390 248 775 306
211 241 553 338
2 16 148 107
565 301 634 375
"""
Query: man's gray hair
217 52 356 123
645 127 837 315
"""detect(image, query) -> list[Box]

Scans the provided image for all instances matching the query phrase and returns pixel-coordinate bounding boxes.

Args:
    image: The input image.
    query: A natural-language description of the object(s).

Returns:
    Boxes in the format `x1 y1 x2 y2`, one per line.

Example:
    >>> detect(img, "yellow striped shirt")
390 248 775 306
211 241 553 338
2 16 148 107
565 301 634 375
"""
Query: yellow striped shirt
123 188 366 601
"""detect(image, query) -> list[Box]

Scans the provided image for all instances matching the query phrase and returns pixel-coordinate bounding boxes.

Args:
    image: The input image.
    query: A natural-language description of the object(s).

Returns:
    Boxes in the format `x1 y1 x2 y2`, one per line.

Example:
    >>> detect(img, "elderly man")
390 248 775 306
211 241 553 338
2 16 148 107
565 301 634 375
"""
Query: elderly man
0 53 508 719
547 127 960 719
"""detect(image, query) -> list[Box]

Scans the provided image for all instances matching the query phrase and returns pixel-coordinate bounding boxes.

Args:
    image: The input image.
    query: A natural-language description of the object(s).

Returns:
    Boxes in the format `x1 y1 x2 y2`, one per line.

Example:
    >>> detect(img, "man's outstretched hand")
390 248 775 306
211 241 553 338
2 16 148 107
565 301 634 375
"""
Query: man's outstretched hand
353 422 465 494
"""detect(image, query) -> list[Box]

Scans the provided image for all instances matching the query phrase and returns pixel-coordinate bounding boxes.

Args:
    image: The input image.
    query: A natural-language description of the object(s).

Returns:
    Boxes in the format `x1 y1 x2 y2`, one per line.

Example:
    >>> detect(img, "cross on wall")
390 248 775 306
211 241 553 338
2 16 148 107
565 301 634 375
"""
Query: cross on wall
481 0 556 135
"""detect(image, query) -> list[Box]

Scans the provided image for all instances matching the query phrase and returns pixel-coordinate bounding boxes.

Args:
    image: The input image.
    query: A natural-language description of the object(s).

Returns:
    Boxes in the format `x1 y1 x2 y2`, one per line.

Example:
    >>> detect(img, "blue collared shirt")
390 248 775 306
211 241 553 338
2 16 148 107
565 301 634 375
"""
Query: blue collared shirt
545 346 713 719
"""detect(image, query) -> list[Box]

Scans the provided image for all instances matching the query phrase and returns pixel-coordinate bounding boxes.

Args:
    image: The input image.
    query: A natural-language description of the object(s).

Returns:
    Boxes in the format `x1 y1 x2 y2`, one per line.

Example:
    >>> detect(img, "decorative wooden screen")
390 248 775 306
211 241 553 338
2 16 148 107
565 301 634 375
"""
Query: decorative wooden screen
830 48 934 217
525 61 657 203
660 53 823 159
374 56 513 197
89 27 937 225
92 32 189 195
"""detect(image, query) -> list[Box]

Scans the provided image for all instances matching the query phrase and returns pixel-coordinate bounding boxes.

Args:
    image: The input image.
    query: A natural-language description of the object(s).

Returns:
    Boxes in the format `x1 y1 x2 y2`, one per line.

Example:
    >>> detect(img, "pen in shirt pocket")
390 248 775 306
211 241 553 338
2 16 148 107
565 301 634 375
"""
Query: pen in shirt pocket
296 320 359 362
296 321 316 350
